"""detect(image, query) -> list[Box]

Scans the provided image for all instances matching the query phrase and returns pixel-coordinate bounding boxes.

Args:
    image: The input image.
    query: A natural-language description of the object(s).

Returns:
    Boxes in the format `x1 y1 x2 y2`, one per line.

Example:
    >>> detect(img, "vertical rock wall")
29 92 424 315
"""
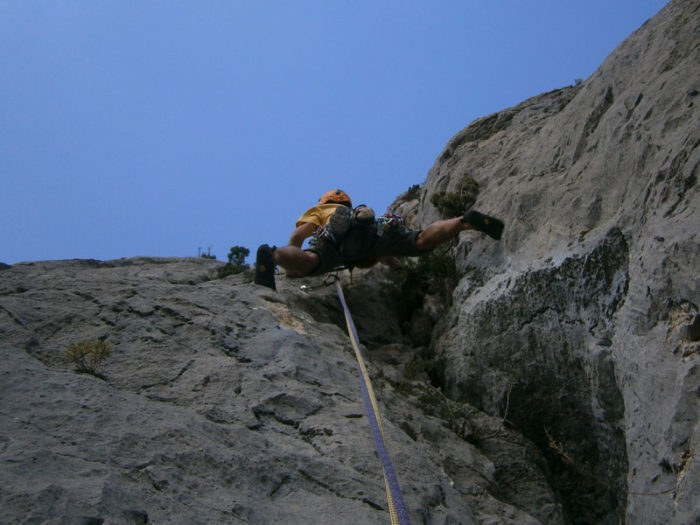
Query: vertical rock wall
416 0 699 522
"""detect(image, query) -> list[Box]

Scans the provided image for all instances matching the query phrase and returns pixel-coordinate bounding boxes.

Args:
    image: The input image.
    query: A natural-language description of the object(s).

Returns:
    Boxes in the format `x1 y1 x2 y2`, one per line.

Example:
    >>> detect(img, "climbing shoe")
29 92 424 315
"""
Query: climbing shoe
326 205 354 244
254 244 277 290
462 210 504 240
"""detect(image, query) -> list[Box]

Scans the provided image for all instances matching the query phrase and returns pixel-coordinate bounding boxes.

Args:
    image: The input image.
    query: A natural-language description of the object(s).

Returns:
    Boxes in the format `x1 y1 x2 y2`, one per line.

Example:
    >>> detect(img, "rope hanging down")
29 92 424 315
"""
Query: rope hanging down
334 278 411 525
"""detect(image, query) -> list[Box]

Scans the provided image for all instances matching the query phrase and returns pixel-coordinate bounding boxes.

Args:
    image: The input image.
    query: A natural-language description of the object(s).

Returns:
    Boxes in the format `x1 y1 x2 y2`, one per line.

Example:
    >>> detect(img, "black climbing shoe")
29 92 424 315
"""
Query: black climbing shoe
254 244 277 290
462 210 504 240
327 205 353 243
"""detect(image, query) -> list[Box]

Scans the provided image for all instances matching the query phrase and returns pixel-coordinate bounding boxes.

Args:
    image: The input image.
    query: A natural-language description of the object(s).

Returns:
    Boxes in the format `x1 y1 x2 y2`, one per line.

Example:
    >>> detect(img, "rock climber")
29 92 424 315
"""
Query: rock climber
254 188 504 290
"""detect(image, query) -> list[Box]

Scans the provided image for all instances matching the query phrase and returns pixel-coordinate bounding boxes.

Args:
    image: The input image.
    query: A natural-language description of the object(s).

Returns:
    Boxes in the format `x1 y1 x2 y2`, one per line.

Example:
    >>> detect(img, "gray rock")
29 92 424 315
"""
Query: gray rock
0 258 561 524
417 0 699 523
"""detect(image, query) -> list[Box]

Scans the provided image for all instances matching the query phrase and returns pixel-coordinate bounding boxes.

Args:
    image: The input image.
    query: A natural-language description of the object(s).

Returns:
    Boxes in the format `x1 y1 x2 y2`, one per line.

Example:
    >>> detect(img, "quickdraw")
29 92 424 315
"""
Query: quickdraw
376 213 405 235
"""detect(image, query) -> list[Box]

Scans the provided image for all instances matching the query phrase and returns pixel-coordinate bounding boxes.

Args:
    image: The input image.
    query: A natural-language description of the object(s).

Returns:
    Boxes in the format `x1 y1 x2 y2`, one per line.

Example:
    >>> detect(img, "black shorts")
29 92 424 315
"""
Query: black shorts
306 215 426 275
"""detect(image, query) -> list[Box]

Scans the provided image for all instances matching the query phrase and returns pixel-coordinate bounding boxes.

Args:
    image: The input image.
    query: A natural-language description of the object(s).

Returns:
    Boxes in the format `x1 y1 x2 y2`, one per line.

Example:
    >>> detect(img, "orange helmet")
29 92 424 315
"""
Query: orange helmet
319 189 352 207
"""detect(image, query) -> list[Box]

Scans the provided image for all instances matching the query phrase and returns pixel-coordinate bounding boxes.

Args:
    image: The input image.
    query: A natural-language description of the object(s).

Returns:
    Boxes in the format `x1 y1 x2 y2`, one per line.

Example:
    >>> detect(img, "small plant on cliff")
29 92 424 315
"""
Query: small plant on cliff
198 246 216 259
65 339 112 378
430 176 479 218
218 245 250 278
394 374 485 447
405 184 421 201
386 243 458 316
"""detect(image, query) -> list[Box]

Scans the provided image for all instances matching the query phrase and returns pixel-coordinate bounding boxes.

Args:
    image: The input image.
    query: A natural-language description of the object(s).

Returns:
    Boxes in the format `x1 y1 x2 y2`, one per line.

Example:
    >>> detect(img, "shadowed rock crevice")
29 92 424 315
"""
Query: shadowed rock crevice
572 85 615 164
424 229 631 524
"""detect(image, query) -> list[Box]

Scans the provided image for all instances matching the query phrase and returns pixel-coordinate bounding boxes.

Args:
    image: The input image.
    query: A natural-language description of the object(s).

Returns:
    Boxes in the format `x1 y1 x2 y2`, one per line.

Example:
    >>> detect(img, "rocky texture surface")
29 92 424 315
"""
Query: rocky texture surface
0 258 564 524
407 0 698 523
1 1 698 524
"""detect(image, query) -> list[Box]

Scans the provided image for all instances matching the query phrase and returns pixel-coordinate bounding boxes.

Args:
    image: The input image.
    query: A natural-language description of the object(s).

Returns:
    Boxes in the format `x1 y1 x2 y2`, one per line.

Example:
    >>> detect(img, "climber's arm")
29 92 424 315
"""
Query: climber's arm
288 222 318 248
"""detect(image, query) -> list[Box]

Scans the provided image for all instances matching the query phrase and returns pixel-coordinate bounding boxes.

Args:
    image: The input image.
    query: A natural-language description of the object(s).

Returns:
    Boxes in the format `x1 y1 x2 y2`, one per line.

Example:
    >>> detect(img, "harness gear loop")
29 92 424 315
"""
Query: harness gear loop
334 277 411 525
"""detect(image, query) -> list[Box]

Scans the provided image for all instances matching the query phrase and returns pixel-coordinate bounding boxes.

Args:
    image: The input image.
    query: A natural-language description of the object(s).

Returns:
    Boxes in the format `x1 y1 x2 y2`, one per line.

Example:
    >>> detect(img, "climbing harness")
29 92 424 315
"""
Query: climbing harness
334 277 411 525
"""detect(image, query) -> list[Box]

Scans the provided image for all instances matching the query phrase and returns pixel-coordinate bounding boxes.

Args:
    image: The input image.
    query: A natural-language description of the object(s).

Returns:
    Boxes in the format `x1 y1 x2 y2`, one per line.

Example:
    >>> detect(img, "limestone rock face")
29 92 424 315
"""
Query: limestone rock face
416 0 699 523
0 258 563 524
1 1 698 524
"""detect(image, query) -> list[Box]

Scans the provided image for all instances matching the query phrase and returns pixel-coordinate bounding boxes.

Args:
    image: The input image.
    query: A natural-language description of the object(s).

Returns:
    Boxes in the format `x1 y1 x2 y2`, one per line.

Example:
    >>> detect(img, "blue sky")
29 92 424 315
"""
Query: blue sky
1 1 668 264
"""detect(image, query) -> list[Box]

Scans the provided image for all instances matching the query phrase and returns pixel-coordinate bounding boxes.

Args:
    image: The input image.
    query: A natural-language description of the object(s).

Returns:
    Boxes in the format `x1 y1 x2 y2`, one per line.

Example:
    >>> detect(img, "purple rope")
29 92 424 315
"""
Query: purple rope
335 280 411 524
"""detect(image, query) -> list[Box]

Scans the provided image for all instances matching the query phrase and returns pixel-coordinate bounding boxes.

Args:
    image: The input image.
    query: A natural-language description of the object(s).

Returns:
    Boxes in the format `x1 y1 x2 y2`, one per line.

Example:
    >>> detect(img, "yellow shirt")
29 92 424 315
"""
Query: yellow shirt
296 203 343 227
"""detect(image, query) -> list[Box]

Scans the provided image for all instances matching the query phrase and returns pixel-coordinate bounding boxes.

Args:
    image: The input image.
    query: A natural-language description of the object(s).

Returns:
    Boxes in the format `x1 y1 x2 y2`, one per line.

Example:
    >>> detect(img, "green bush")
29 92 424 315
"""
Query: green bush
383 243 458 324
227 246 249 266
66 339 112 377
218 245 250 278
405 184 421 201
430 176 479 218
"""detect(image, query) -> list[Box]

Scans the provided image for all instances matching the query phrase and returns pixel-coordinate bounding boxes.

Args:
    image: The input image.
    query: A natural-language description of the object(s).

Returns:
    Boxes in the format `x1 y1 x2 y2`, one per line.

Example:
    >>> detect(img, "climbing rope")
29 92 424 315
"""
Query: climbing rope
334 278 411 525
